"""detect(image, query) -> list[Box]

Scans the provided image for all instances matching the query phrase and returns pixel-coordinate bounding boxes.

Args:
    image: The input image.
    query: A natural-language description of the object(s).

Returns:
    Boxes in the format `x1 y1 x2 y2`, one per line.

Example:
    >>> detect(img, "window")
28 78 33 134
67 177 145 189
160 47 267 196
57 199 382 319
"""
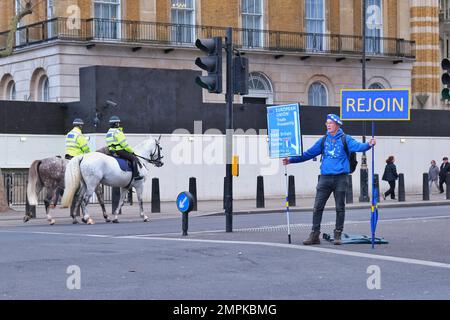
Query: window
365 0 383 54
369 82 384 89
7 81 16 100
15 0 25 46
47 0 55 38
171 0 195 43
305 0 325 51
242 0 264 48
94 0 121 39
243 72 273 104
308 82 328 106
39 76 50 102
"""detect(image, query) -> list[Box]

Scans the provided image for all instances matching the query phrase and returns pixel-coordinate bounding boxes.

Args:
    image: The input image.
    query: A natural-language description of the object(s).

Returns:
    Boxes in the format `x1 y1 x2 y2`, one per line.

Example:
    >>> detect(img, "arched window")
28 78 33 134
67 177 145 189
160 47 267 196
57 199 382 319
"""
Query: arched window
7 80 16 100
308 81 328 106
243 72 273 104
40 76 50 101
369 82 384 89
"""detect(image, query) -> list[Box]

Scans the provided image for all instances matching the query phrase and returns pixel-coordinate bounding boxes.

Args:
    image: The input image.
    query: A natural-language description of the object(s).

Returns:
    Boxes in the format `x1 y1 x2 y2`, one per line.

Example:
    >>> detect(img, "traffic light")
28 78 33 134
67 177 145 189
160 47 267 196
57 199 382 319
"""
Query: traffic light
195 37 222 94
233 56 249 95
441 58 450 100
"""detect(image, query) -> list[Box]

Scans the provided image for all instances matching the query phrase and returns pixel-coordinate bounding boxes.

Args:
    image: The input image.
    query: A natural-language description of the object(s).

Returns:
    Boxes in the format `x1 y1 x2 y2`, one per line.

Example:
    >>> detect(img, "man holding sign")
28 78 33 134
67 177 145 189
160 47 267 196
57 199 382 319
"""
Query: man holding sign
283 114 376 245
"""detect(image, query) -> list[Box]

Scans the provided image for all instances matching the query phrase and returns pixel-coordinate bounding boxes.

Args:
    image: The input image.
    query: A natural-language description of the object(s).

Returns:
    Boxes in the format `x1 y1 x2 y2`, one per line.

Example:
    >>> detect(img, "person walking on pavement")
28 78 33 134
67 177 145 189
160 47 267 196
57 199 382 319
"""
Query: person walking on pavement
382 156 398 200
439 157 450 193
428 160 440 194
106 116 142 179
283 114 376 245
65 118 91 160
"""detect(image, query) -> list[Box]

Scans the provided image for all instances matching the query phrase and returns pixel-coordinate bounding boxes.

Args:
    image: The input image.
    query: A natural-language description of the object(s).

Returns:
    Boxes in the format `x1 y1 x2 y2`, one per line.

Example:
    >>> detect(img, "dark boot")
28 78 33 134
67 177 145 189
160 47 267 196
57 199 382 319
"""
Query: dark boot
132 160 142 179
303 231 321 245
334 230 343 245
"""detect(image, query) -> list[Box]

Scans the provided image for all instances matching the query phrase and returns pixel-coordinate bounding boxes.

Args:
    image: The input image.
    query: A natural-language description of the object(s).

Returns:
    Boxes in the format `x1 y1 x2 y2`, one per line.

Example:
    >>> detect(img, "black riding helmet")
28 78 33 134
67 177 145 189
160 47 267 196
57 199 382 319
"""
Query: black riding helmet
109 116 121 128
73 118 84 128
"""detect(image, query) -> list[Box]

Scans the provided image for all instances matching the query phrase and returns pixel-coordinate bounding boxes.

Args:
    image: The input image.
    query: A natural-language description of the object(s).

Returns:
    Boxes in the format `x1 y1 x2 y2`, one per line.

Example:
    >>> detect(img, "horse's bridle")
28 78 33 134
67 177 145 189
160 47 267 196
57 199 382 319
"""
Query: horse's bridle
134 138 164 167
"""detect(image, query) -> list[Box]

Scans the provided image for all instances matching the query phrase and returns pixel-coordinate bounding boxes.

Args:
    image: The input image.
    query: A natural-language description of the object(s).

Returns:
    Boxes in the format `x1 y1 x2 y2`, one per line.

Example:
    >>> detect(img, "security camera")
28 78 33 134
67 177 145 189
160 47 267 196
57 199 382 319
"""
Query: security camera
105 100 118 108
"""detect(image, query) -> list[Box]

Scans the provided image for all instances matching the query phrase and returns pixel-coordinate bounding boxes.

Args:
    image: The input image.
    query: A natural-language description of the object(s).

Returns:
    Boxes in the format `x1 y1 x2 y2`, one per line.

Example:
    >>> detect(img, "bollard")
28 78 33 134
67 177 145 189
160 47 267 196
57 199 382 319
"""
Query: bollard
288 175 296 207
446 172 450 200
223 177 227 210
189 177 198 211
374 174 380 203
398 173 405 202
151 178 160 213
346 175 353 204
128 189 133 205
423 173 430 201
111 187 122 215
256 176 265 208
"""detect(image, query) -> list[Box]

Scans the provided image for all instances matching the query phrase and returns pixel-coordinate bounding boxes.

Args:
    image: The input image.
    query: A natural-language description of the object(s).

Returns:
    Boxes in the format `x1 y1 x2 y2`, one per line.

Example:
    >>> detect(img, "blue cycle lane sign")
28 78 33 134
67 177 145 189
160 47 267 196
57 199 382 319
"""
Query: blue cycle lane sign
341 89 411 121
176 192 194 214
267 103 303 158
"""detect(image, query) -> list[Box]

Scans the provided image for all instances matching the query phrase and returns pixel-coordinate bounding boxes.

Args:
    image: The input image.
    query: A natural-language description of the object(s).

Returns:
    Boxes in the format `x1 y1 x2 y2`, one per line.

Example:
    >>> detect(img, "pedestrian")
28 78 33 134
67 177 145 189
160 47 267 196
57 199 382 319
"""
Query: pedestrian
283 114 376 245
439 157 450 193
65 118 91 160
428 160 440 194
382 156 398 200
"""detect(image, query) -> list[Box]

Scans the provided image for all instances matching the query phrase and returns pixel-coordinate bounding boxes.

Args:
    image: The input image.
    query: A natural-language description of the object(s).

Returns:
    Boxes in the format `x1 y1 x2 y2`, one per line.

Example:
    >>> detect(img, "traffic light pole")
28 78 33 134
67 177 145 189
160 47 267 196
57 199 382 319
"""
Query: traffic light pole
360 0 370 203
225 27 234 232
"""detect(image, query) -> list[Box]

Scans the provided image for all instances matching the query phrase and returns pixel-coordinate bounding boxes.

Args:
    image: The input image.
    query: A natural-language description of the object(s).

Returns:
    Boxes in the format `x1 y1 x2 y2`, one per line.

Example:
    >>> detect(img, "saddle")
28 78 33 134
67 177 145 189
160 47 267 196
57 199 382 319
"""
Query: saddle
110 155 133 172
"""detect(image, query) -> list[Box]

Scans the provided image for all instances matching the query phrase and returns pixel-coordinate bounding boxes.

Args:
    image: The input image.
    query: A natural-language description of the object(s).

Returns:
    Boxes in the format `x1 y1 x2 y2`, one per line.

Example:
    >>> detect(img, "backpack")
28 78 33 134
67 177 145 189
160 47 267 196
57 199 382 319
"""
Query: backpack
320 134 358 174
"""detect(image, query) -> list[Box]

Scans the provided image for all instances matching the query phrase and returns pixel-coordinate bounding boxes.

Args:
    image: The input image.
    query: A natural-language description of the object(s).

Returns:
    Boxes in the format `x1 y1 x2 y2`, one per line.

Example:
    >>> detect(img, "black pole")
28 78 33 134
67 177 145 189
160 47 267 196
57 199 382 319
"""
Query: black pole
423 173 430 201
256 175 265 208
398 173 405 202
446 172 450 200
189 177 197 211
151 178 160 213
182 212 188 236
360 0 369 203
225 27 234 232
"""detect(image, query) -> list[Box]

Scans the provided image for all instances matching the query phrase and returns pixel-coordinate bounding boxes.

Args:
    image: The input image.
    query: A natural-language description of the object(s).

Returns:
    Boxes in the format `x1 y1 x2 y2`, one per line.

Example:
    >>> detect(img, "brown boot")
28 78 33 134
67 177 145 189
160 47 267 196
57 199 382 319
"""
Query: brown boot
303 231 321 245
334 230 342 245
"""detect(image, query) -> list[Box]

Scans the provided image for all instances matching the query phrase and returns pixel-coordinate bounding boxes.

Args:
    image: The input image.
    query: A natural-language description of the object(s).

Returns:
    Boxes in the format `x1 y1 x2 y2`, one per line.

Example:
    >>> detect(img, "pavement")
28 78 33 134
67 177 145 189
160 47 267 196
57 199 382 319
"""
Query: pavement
0 192 449 226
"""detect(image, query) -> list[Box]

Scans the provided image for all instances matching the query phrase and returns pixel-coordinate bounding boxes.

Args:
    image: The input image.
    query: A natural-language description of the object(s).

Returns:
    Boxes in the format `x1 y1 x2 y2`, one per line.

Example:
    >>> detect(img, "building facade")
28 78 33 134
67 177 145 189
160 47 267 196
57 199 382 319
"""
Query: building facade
1 0 438 108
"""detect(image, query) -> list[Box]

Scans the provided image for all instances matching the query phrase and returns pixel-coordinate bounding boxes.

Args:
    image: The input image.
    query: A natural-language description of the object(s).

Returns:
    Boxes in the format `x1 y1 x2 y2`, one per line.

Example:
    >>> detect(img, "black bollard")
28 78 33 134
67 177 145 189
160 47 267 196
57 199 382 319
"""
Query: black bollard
189 177 198 211
346 175 353 204
256 175 265 208
446 172 450 200
111 187 121 215
151 178 160 213
423 173 430 201
374 174 380 203
288 175 296 207
398 173 405 202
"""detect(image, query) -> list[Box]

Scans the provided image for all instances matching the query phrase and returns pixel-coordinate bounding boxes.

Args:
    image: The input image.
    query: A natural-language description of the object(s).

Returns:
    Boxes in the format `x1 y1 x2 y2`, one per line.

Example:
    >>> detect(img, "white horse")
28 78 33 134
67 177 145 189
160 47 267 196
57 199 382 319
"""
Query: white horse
61 137 163 224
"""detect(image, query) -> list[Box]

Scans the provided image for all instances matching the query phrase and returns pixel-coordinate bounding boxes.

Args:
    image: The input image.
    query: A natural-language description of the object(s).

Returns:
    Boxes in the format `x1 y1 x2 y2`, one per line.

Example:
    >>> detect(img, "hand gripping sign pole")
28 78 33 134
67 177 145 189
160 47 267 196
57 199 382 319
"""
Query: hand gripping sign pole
267 103 302 244
341 88 410 249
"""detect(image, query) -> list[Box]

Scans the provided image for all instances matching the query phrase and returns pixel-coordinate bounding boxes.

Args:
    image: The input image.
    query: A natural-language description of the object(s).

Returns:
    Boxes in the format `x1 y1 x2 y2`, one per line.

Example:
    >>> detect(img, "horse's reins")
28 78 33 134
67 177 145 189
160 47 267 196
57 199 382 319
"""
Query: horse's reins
134 142 162 166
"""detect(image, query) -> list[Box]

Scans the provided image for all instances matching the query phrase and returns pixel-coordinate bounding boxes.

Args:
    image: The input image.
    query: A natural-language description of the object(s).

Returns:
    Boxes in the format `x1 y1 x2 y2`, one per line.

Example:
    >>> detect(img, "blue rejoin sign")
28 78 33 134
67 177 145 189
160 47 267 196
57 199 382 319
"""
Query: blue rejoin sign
341 89 411 121
176 192 194 214
267 103 303 158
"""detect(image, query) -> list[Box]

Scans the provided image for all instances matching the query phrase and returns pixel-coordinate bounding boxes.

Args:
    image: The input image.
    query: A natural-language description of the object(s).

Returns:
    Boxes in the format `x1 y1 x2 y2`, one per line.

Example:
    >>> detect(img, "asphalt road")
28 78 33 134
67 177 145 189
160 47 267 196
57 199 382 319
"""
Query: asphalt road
1 205 450 300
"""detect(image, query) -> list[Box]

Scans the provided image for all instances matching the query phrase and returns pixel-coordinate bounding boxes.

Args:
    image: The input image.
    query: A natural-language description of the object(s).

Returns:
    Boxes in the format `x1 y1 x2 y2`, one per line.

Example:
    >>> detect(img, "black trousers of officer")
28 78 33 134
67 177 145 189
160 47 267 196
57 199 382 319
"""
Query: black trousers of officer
115 150 140 178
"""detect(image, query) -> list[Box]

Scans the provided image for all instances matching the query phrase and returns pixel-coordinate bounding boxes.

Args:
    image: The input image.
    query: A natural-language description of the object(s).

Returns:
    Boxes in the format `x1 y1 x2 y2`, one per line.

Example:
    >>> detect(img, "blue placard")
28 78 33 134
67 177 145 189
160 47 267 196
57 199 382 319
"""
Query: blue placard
341 89 411 121
176 192 192 213
267 103 303 158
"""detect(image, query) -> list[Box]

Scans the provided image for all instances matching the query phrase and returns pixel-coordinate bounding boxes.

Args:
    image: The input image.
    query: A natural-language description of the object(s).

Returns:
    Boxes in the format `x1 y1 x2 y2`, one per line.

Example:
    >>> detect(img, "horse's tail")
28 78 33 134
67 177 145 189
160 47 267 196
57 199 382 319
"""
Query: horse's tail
26 160 42 206
61 156 83 208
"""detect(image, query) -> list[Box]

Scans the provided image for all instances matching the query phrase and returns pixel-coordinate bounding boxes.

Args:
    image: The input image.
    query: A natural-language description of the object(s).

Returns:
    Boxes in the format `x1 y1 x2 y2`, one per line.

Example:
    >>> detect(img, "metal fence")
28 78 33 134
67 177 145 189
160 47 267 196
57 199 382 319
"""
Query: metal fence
0 18 416 59
1 171 113 206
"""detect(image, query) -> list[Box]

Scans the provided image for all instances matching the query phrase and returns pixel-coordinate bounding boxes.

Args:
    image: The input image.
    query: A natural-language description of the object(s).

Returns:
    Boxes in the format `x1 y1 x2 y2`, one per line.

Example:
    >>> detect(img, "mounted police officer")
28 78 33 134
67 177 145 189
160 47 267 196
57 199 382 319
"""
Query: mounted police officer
65 118 91 160
106 116 141 179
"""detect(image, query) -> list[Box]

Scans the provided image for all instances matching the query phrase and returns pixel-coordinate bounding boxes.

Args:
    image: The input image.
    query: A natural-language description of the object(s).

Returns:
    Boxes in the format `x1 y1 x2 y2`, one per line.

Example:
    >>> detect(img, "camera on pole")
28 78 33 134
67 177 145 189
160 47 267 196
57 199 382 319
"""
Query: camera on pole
195 37 223 94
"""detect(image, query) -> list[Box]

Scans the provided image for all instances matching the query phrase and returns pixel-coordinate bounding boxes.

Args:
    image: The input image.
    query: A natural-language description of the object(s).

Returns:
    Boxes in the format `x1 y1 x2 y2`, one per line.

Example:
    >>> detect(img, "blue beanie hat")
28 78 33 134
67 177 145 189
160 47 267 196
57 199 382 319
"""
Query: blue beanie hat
327 114 343 126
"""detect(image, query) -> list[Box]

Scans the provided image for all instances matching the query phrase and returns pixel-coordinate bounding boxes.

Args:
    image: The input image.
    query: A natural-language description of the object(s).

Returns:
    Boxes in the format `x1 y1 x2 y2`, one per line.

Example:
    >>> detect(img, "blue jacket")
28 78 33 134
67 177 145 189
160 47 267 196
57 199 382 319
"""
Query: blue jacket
289 129 371 175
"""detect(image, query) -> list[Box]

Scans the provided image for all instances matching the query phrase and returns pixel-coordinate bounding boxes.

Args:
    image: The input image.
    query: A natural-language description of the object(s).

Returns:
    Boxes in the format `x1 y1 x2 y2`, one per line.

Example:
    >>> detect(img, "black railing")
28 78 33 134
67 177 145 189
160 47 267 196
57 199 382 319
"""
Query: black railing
1 171 112 206
0 18 416 59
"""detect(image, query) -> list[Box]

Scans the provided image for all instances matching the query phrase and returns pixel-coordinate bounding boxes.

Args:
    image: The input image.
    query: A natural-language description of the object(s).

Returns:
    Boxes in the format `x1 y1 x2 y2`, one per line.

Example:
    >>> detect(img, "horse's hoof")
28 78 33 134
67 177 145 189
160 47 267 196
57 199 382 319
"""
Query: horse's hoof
87 218 95 225
143 218 150 223
112 219 119 224
72 219 79 224
23 216 30 223
49 219 56 225
104 218 111 223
